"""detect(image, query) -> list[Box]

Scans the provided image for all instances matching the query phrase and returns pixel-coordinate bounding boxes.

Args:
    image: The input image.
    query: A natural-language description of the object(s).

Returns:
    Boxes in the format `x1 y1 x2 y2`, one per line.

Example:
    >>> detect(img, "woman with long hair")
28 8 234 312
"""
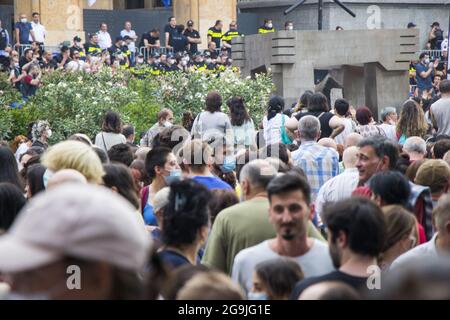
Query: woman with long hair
94 110 126 152
263 96 291 145
0 146 24 191
227 97 256 150
397 100 429 144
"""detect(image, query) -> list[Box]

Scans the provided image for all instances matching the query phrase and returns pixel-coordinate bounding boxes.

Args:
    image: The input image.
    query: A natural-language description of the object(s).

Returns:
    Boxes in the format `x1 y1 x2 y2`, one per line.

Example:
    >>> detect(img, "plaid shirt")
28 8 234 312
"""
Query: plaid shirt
409 182 434 241
292 141 339 202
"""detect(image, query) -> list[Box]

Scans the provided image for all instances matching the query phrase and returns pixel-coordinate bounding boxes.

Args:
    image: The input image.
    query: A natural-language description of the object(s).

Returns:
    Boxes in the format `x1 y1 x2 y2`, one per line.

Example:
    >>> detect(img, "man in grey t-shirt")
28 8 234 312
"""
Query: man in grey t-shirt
430 80 450 136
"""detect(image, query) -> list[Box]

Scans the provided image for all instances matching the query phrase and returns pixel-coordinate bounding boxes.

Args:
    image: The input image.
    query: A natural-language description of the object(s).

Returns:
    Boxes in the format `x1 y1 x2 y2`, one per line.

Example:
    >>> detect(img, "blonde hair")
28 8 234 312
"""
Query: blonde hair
177 271 244 300
41 141 104 184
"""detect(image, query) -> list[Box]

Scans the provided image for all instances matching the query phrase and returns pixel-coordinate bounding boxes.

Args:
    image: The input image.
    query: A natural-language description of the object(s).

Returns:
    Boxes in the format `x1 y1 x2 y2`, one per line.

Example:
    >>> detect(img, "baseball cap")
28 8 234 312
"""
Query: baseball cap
115 36 123 42
415 160 450 194
0 184 151 273
187 20 194 26
73 36 82 42
123 35 132 41
407 22 416 28
153 187 170 213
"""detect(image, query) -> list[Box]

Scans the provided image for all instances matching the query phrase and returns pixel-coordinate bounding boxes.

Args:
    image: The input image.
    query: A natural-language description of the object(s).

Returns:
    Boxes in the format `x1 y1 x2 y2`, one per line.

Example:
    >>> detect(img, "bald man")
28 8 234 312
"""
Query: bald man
344 133 363 149
315 146 360 219
47 169 88 189
318 138 338 151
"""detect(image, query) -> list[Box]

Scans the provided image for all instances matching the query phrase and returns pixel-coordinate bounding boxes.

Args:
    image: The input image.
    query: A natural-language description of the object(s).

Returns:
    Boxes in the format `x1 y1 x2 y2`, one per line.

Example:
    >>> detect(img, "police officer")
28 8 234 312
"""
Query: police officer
222 21 242 55
258 19 275 34
70 36 86 60
84 33 102 56
193 52 206 71
207 20 224 49
183 20 201 55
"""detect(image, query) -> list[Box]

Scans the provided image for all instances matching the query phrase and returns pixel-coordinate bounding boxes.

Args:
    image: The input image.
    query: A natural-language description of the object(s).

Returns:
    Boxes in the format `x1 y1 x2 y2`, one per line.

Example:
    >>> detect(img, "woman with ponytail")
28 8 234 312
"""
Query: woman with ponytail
158 179 212 270
262 96 292 145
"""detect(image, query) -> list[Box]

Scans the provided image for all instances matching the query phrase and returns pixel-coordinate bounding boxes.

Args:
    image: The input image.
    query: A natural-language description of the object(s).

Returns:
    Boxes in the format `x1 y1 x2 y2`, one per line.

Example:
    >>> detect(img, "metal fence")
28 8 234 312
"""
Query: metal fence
418 50 445 61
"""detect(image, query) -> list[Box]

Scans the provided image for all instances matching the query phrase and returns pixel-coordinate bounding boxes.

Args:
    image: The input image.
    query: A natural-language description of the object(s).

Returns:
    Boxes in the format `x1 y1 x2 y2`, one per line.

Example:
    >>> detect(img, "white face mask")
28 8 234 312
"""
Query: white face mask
163 121 173 128
137 58 144 64
248 291 268 300
181 60 187 67
424 58 430 65
21 18 28 24
155 59 160 64
206 58 212 64
267 23 273 29
46 129 52 138
287 25 294 31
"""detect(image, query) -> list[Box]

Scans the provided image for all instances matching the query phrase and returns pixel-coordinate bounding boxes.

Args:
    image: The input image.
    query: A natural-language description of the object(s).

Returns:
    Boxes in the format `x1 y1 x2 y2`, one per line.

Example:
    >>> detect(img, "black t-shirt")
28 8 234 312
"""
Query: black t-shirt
140 32 159 48
164 24 178 46
171 32 189 53
431 28 444 50
204 49 218 60
19 56 31 69
183 29 201 54
296 111 335 139
289 271 369 300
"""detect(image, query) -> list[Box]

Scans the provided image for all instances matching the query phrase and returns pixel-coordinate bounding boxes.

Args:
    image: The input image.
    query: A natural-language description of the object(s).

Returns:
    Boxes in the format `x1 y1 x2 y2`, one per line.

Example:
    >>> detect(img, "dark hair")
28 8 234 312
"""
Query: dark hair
92 146 109 164
369 171 411 208
0 183 26 231
162 264 210 300
102 163 140 210
267 173 311 205
323 197 386 257
358 136 399 170
168 16 175 22
318 283 360 300
0 146 23 190
299 91 314 110
259 143 290 166
182 111 195 132
102 110 122 134
122 125 135 139
255 258 304 300
227 97 250 126
382 206 417 253
68 134 91 146
267 96 285 121
153 125 190 152
145 147 172 180
356 107 373 125
130 159 152 187
215 20 222 26
32 12 39 17
162 179 211 247
26 164 46 197
107 143 134 167
419 52 427 60
334 99 350 116
176 24 185 33
439 80 450 94
309 92 329 112
205 91 223 113
433 139 450 159
208 189 239 225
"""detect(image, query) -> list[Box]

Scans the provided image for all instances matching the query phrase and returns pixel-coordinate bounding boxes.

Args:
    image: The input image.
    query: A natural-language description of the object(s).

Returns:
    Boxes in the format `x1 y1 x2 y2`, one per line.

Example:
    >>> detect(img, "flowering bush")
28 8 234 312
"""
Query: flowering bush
140 69 275 124
0 68 274 143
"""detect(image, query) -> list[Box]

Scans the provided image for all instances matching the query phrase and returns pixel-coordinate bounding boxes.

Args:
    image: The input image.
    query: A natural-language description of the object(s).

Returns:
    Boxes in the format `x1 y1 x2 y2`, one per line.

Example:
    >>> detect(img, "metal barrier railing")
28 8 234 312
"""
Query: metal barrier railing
13 44 62 56
139 47 174 60
418 49 444 61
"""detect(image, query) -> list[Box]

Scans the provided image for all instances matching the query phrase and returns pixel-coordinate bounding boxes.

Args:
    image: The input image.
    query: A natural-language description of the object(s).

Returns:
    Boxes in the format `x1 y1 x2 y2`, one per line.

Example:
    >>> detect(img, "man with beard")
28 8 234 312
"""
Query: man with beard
290 197 386 299
231 173 334 296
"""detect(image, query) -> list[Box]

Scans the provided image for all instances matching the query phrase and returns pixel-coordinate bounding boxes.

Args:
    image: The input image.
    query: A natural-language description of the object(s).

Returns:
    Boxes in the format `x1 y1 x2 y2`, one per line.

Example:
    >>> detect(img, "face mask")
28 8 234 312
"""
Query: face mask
163 121 172 128
424 58 430 65
14 62 19 67
155 59 160 64
21 19 28 24
168 59 176 65
42 169 55 188
137 58 144 64
181 60 187 67
164 169 182 185
287 26 294 31
220 156 236 173
47 129 52 138
248 292 268 301
267 23 273 29
206 58 212 64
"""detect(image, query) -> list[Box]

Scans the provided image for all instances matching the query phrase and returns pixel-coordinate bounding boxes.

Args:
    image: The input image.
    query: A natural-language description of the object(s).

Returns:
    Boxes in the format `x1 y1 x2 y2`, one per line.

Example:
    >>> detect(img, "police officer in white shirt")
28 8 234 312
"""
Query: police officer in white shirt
97 22 112 50
29 12 46 44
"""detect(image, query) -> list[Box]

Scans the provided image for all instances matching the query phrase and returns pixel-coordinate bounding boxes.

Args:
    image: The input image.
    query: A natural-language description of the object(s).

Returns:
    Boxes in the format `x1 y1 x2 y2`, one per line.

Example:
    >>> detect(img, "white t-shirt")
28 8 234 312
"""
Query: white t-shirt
378 123 397 142
263 113 291 146
231 239 334 295
97 31 112 50
29 22 46 43
334 118 356 145
120 29 137 53
95 132 126 152
66 60 86 72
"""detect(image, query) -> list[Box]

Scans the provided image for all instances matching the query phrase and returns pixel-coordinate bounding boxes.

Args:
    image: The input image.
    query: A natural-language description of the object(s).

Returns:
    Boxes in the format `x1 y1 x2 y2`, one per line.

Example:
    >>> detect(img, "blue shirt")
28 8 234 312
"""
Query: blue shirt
192 176 233 190
292 141 339 202
416 62 433 90
14 22 33 45
143 203 158 226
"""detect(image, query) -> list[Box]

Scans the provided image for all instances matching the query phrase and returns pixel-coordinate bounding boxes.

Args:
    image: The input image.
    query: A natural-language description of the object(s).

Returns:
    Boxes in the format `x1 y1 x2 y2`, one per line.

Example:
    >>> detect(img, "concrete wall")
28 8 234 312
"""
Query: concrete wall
238 0 450 49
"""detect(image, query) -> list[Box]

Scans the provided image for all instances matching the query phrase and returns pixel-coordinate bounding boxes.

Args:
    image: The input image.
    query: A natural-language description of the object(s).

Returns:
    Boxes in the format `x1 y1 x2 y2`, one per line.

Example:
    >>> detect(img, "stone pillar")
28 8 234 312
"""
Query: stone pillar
173 0 237 50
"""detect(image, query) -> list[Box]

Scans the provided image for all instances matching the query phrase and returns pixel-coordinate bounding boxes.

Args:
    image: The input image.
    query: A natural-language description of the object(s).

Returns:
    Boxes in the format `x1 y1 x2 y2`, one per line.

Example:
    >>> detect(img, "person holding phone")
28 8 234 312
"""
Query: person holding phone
416 52 438 98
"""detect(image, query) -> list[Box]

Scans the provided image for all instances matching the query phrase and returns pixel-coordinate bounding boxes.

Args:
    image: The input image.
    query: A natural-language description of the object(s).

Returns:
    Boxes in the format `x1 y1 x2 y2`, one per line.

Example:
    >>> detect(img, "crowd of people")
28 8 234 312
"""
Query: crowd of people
1 13 450 300
1 80 450 300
